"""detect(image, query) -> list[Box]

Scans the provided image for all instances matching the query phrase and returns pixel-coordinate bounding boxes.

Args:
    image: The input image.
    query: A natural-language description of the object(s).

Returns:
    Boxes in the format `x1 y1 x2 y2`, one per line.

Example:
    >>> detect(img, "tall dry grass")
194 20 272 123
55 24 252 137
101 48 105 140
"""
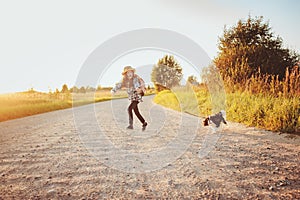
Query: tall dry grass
224 66 300 97
0 90 120 122
0 88 155 122
226 92 299 133
0 91 71 122
154 66 300 133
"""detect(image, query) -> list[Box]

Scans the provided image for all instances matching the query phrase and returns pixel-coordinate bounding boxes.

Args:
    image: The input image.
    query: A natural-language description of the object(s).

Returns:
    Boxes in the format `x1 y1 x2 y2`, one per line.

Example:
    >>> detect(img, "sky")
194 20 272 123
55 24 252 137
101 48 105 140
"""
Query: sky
0 0 299 94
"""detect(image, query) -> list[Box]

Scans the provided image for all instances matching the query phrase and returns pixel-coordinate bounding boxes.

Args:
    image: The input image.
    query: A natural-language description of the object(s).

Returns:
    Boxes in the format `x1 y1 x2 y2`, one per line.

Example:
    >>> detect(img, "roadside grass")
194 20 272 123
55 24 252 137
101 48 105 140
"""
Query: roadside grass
226 92 300 133
154 87 206 116
2 86 298 134
0 89 155 122
154 87 300 134
153 87 211 117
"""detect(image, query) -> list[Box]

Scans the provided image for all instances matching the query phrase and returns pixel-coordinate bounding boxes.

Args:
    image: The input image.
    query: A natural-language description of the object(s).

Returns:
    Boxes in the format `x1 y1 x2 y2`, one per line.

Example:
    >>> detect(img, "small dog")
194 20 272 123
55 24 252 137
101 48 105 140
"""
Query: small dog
203 110 227 127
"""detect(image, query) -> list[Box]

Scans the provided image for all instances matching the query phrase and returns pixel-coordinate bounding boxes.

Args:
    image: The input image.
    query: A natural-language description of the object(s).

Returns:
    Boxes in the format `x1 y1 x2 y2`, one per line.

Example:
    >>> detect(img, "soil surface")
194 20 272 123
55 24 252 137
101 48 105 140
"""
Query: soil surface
0 96 299 199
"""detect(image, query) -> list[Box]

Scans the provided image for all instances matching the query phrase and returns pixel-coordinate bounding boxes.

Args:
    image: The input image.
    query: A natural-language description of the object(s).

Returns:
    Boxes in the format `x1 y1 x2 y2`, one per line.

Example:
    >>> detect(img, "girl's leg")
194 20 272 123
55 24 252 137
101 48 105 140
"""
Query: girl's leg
127 102 134 128
132 101 146 124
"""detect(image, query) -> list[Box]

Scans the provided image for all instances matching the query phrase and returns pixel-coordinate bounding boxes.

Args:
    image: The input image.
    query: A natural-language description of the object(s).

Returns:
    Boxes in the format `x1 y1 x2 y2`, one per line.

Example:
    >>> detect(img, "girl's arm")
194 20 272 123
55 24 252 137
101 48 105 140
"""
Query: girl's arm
111 81 123 93
138 76 145 92
135 75 146 94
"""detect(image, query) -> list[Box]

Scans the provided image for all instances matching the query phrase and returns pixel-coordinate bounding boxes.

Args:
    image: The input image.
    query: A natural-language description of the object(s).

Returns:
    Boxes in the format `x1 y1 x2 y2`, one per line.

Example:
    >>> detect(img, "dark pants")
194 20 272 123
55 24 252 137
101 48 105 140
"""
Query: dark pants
128 101 145 125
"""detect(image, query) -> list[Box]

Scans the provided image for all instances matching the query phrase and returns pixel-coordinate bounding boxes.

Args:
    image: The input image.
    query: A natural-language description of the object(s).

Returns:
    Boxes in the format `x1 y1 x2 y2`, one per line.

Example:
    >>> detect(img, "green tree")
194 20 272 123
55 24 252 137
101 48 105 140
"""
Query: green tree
187 75 199 86
151 55 183 92
85 86 96 92
215 15 299 85
201 64 226 113
70 86 79 93
61 84 69 93
79 86 86 93
96 85 102 91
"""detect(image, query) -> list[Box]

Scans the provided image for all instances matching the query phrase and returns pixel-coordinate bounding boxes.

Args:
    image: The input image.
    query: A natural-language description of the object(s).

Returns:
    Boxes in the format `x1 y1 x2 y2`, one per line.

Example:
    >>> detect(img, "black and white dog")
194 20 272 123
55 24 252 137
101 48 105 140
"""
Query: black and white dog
203 110 227 128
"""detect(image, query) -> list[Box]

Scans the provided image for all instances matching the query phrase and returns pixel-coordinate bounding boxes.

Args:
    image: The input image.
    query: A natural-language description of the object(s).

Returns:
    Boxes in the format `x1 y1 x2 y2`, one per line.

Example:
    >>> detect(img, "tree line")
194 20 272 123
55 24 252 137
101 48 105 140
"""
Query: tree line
46 85 113 94
37 15 299 96
151 15 299 96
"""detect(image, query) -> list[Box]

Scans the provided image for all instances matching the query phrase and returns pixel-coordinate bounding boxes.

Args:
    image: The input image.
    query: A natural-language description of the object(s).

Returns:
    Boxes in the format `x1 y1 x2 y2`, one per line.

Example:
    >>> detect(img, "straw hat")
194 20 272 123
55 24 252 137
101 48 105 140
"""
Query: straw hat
122 66 135 75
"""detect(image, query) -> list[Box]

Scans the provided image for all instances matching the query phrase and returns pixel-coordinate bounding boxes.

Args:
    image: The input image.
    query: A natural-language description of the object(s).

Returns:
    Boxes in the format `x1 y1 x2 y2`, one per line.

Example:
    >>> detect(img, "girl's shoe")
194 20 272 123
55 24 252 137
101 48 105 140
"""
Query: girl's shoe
142 122 148 131
127 125 133 129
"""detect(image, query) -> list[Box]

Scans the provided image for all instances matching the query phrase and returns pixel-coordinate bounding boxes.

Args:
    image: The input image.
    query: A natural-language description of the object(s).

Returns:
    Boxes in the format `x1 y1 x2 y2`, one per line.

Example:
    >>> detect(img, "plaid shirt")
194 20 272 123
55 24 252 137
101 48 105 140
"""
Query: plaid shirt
112 74 145 102
128 89 143 102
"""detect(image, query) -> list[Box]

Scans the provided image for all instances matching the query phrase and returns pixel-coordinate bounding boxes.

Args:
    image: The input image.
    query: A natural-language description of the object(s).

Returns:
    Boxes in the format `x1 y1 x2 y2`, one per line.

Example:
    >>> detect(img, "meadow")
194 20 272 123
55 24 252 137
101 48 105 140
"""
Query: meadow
154 72 300 134
0 89 157 122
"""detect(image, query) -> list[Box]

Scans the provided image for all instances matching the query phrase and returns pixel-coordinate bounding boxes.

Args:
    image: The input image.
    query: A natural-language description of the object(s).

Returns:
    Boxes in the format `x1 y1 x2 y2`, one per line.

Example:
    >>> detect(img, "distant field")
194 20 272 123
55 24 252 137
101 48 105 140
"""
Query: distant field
154 87 300 134
0 91 111 122
0 89 154 122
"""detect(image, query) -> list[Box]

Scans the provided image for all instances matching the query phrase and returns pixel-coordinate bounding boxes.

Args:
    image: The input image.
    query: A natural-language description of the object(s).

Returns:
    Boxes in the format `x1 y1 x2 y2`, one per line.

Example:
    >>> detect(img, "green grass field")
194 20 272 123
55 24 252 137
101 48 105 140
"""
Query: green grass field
0 89 156 122
0 92 69 122
0 90 118 122
154 87 300 134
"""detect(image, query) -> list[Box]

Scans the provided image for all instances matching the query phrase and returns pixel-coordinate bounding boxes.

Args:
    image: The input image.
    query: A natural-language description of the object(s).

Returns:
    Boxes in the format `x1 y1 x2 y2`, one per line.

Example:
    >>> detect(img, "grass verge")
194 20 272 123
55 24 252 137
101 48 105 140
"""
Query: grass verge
154 88 300 134
0 90 155 122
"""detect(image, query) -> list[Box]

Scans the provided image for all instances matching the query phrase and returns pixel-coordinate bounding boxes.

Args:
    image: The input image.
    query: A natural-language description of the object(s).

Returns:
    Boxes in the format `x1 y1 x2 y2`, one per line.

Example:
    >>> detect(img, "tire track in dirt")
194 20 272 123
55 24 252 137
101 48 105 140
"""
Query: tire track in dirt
0 96 299 199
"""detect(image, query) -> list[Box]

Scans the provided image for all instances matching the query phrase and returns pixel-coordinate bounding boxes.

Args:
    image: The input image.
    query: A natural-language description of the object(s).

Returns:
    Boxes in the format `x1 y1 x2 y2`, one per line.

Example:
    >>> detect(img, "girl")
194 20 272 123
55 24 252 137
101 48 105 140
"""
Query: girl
111 66 148 131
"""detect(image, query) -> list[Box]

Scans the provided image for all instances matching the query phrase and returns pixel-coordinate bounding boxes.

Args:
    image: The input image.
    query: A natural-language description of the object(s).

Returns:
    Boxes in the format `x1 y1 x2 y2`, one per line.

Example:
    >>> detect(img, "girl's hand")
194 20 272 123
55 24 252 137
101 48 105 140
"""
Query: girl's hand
136 88 145 96
136 88 142 94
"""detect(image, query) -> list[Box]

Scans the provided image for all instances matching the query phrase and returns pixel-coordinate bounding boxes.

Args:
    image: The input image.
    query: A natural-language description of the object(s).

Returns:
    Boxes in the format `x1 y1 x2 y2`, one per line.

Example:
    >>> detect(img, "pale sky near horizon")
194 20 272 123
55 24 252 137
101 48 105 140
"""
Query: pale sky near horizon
0 0 299 94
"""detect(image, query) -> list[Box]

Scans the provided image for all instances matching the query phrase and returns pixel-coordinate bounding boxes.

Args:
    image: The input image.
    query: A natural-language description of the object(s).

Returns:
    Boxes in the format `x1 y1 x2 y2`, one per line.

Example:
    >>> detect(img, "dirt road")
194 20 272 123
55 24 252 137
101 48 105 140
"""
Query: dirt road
0 96 299 199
